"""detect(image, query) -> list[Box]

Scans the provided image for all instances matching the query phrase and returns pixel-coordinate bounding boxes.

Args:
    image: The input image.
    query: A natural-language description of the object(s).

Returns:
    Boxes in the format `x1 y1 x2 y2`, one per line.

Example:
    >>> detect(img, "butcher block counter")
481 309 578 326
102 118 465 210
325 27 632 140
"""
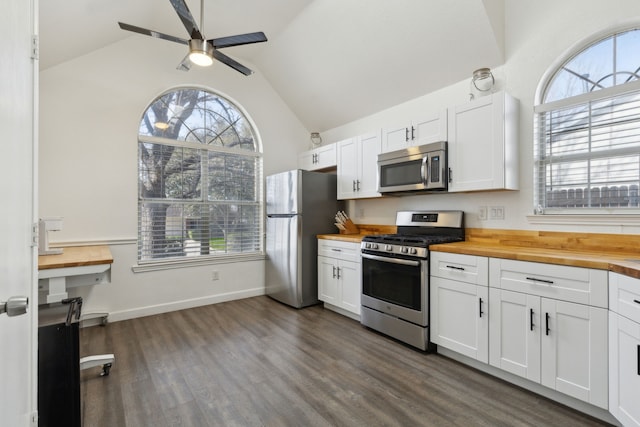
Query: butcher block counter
318 227 640 279
38 245 113 270
430 228 640 280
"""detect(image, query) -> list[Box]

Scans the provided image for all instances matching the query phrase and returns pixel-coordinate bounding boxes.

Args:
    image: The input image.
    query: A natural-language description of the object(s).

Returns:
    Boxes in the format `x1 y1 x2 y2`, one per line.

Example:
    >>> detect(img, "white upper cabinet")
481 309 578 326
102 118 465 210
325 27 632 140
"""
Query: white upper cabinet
447 91 519 192
337 131 382 199
298 143 337 171
382 109 447 153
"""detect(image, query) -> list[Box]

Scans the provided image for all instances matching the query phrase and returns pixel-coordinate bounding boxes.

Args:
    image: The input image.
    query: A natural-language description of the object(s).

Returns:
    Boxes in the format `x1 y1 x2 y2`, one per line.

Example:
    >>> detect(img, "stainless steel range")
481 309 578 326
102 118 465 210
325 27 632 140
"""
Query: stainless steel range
360 210 464 351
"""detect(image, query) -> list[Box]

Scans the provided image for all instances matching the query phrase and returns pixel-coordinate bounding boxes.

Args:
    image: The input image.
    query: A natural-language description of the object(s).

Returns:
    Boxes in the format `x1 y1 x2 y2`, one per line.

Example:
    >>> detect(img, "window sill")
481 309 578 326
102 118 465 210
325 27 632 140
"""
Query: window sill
526 213 640 227
132 253 266 273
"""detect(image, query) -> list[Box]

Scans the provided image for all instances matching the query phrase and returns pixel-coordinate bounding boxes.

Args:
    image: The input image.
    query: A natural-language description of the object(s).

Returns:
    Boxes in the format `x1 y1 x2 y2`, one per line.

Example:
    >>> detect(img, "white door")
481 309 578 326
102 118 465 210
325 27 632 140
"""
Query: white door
430 277 488 362
0 0 38 425
338 260 361 315
489 288 541 382
541 299 608 409
356 131 381 198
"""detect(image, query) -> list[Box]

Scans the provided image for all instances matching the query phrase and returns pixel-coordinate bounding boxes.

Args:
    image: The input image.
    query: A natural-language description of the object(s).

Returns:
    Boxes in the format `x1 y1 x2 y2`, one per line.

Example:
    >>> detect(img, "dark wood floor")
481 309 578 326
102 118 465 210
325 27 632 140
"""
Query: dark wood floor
80 296 609 427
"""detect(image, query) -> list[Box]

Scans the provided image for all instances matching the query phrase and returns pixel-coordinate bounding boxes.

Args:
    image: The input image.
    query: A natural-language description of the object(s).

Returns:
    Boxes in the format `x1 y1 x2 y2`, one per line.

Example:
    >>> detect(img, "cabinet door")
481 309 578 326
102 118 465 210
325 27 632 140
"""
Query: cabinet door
412 109 447 146
356 131 381 198
541 299 608 409
339 260 361 315
448 91 518 193
489 288 541 382
431 277 488 363
298 150 314 170
609 311 640 427
315 143 337 170
381 123 409 153
337 138 358 199
318 256 339 305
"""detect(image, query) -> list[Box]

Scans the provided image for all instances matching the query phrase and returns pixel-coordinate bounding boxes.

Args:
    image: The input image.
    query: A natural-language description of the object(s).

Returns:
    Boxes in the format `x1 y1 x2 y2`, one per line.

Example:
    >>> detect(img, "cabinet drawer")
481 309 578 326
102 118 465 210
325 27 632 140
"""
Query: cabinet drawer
489 258 607 308
430 252 488 286
610 272 640 324
318 239 360 263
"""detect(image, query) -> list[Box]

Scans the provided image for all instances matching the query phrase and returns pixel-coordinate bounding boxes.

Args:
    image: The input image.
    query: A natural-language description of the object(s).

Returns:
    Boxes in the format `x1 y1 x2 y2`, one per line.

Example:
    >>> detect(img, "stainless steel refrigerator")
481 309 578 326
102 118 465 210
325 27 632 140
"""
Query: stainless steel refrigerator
265 169 343 308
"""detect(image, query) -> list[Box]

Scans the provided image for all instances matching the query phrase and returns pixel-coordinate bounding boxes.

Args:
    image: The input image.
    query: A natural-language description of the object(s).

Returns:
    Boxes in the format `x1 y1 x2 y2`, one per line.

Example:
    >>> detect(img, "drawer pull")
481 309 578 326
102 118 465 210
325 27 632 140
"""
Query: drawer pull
446 265 465 271
530 308 534 331
545 312 550 336
634 299 640 305
331 248 342 252
526 277 554 285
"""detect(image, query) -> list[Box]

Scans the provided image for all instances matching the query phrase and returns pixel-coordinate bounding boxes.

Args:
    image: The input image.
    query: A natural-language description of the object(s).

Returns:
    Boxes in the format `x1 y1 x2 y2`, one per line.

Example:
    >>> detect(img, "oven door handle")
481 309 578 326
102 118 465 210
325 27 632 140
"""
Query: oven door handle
361 253 421 267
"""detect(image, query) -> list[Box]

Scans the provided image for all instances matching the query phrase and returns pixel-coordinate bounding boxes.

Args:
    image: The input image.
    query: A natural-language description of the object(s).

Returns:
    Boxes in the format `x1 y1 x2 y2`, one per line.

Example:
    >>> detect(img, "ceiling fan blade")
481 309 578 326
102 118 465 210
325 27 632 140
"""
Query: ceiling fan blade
169 0 203 40
118 22 189 45
209 32 268 49
212 50 253 76
176 54 192 72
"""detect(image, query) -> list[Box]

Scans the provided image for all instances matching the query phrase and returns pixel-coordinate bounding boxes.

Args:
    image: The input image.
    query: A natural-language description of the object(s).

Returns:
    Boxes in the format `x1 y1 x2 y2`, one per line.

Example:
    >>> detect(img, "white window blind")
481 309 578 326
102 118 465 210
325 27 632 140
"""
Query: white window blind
535 88 640 211
533 28 640 214
137 88 263 262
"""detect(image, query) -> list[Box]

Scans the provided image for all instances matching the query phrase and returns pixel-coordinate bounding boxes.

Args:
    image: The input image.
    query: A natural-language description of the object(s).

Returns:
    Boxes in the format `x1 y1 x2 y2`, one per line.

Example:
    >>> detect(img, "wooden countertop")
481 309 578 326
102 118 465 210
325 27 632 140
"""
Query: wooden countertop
430 228 640 280
319 227 640 280
38 245 113 270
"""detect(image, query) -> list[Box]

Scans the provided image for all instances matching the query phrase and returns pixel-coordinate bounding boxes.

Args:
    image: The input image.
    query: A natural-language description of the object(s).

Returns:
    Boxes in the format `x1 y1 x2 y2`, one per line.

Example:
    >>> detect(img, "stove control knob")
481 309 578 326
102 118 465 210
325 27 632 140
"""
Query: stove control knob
410 248 418 255
373 244 379 249
385 245 393 252
365 243 371 249
401 247 409 254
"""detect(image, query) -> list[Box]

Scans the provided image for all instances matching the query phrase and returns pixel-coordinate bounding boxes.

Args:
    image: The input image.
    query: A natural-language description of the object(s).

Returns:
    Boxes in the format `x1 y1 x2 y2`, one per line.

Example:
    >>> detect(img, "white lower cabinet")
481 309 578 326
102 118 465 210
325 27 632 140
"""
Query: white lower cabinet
609 272 640 427
430 252 489 363
489 258 608 409
318 239 361 316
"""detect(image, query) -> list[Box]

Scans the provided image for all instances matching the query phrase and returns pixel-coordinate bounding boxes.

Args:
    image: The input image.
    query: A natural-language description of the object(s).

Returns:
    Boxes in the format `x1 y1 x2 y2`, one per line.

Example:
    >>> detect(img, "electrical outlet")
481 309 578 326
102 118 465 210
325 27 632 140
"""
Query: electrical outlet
211 271 219 281
490 206 505 220
478 206 487 221
358 208 365 218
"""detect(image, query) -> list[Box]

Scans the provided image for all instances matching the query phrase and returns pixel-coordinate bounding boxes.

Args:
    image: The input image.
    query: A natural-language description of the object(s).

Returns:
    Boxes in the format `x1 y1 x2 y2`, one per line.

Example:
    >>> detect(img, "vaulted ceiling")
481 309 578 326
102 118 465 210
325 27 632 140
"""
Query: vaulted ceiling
40 0 505 132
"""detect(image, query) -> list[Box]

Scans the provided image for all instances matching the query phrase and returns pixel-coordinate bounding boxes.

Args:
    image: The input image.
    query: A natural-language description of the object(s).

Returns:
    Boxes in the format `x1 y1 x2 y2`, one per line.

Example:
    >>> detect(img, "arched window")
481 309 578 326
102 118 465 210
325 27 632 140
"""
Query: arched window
137 87 263 261
534 28 640 213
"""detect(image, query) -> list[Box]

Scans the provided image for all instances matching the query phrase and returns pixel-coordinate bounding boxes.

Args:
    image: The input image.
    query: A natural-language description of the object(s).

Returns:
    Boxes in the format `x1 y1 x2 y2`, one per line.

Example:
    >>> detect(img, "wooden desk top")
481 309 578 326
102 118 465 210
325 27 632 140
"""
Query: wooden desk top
38 245 113 270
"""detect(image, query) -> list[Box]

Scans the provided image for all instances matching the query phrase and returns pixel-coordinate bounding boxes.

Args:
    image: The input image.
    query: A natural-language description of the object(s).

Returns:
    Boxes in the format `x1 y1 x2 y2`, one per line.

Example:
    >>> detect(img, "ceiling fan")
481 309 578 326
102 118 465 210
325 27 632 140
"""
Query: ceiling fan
118 0 267 75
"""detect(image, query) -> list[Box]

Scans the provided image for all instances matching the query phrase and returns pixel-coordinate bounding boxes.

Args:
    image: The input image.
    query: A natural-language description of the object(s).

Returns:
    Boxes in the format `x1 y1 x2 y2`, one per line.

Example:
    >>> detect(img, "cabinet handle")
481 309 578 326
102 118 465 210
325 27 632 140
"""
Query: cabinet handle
545 312 550 336
526 277 555 285
356 180 361 191
446 265 465 271
634 299 640 305
411 126 415 140
336 267 341 280
332 266 336 278
448 167 453 183
530 308 534 331
405 127 409 142
479 297 484 318
352 180 356 191
637 345 640 376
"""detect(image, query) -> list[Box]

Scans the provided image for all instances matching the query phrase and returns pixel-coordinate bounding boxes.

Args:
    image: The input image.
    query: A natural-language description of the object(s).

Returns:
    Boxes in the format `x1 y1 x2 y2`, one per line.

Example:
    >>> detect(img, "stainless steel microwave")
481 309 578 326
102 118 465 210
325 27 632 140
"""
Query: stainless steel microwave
377 141 447 194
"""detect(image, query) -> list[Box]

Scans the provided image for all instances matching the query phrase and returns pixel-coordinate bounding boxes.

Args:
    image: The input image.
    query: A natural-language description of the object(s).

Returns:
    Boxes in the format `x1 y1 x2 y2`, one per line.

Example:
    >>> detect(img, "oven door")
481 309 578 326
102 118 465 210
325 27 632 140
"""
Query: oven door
361 252 428 326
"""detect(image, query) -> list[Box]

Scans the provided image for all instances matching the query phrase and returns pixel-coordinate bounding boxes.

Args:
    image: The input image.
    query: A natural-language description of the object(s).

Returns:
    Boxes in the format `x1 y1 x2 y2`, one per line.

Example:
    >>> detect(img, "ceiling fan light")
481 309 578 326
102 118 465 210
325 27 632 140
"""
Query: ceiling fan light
189 39 214 67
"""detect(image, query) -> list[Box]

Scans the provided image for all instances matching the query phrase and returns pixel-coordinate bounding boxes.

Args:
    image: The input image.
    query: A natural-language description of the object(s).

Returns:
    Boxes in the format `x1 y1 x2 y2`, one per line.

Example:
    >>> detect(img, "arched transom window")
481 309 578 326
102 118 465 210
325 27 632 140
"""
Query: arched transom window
534 28 640 213
137 87 263 261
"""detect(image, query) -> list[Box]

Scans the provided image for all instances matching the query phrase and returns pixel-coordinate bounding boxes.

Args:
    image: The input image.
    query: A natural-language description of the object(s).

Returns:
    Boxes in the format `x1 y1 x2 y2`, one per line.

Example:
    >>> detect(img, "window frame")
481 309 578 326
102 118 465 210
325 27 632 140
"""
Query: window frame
533 26 640 217
135 86 265 269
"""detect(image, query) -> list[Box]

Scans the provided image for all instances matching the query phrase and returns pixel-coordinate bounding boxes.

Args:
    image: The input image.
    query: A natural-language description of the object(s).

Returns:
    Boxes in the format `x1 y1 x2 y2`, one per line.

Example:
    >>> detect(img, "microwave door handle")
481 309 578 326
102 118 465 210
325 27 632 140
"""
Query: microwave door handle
421 156 428 185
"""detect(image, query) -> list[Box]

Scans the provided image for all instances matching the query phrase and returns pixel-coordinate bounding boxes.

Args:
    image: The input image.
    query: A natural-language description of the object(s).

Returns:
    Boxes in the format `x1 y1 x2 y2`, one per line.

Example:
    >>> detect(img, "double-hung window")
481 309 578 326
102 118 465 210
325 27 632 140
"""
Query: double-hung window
137 87 263 262
534 28 640 214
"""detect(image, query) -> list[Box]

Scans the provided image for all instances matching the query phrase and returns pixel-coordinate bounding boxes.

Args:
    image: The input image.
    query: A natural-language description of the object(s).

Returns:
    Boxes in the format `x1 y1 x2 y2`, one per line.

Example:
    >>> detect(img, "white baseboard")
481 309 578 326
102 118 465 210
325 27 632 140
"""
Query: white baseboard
105 287 265 322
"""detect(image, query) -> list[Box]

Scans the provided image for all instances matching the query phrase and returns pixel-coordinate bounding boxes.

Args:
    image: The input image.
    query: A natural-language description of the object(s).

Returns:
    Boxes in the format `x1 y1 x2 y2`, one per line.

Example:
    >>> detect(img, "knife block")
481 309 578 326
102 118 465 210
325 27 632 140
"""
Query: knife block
339 219 360 234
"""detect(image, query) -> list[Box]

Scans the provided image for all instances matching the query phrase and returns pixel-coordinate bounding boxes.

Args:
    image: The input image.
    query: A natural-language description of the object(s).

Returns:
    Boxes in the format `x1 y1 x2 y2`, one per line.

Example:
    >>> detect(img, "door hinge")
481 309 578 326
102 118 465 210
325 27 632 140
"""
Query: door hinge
31 35 39 60
31 223 39 247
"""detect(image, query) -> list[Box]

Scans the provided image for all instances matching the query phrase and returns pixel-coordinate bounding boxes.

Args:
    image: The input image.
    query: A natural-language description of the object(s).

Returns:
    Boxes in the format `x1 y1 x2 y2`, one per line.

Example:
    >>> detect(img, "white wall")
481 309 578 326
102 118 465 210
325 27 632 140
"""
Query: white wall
39 36 308 320
320 0 640 235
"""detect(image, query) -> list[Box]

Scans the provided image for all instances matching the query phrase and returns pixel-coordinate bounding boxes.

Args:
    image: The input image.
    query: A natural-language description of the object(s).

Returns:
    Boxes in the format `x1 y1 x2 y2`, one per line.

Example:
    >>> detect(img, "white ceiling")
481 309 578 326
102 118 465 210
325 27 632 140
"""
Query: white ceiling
39 0 505 132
